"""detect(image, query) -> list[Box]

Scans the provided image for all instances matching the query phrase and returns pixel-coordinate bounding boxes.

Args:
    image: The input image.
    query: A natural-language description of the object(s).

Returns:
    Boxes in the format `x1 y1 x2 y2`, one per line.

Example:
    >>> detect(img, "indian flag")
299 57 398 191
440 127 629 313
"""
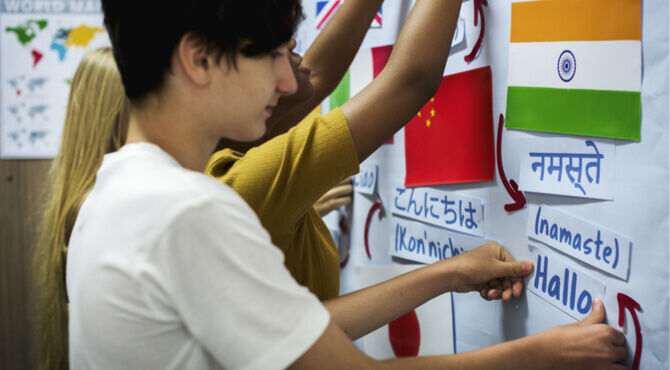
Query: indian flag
506 0 641 141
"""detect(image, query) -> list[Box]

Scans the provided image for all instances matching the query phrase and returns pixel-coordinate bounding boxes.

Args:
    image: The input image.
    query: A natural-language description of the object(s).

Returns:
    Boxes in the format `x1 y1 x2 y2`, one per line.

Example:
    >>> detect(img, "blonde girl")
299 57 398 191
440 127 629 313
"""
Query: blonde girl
35 47 128 369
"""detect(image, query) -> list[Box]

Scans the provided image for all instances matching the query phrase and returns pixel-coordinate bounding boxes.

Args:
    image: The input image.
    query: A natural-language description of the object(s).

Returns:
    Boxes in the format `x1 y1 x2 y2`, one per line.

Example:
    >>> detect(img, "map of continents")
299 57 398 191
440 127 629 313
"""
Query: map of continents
5 19 103 66
51 24 104 61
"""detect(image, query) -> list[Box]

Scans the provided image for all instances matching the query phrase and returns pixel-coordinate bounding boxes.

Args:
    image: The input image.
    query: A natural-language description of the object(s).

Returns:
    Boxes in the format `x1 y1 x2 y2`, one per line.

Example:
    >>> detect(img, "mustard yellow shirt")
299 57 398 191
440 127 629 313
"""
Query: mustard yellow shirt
206 108 359 300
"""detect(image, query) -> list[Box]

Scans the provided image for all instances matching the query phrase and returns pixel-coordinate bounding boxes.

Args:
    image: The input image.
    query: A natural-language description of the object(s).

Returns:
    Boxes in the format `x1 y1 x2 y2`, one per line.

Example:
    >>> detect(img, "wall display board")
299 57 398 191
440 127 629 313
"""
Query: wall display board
0 0 108 158
299 0 669 368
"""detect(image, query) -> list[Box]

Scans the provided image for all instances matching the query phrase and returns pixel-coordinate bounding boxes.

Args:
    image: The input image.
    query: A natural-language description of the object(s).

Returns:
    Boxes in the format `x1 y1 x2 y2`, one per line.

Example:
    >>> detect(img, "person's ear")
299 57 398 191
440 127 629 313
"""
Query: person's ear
175 32 214 87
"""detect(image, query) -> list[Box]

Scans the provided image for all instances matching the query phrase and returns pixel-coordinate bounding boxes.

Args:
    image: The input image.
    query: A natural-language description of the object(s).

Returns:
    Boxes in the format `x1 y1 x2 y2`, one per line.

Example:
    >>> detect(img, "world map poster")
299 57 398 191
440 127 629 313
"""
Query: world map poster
1 0 109 158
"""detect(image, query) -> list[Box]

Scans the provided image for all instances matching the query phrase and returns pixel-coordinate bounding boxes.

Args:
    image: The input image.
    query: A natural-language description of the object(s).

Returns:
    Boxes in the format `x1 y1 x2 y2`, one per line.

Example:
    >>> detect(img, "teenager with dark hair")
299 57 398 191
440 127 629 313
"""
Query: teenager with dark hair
103 0 303 102
65 0 627 368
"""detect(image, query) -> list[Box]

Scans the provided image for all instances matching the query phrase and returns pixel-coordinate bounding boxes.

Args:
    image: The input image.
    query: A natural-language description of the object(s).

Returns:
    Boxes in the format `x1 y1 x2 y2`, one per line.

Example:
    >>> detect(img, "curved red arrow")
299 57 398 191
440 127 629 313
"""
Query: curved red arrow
364 195 384 260
617 293 642 370
388 310 421 357
496 114 526 212
464 0 488 63
338 214 350 269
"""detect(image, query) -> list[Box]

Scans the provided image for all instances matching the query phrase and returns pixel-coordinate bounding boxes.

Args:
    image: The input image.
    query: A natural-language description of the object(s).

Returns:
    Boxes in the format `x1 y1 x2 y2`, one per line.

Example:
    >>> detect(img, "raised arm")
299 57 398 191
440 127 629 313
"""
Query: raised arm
303 0 385 102
269 0 385 137
341 0 461 161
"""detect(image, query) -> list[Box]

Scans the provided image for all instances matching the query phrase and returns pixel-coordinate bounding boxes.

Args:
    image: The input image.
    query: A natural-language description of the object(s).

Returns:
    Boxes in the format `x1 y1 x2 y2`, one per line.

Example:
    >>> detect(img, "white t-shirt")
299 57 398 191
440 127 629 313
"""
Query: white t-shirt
67 143 330 370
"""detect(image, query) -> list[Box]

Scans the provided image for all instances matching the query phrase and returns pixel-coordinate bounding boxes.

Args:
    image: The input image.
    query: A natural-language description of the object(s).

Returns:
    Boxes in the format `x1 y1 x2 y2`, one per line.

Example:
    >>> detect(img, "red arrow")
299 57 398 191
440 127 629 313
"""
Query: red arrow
364 195 384 260
388 309 421 357
617 293 643 370
464 0 488 63
496 114 526 212
338 214 350 269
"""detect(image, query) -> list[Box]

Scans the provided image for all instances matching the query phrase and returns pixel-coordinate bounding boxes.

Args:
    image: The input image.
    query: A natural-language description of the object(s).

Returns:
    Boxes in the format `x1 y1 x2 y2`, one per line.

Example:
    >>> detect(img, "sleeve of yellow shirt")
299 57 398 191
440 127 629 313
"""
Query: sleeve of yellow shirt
206 108 360 233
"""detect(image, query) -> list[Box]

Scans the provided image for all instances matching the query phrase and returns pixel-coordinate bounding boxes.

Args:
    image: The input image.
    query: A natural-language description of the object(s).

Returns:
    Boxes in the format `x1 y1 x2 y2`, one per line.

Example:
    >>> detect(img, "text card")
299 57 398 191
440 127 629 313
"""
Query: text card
527 204 631 281
527 244 606 320
451 17 466 49
353 160 378 195
357 265 454 359
392 186 484 237
518 137 615 200
390 217 489 264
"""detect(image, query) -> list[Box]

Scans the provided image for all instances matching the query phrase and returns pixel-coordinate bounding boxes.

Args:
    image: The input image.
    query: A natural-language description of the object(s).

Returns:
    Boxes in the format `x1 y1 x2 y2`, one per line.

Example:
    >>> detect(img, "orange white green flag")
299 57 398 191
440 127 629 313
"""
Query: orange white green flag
505 0 641 141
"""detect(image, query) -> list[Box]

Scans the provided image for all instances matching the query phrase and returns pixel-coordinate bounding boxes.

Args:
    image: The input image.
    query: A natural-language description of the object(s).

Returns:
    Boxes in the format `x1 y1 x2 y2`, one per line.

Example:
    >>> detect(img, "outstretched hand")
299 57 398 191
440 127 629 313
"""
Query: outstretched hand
533 299 627 369
314 178 353 217
448 242 533 301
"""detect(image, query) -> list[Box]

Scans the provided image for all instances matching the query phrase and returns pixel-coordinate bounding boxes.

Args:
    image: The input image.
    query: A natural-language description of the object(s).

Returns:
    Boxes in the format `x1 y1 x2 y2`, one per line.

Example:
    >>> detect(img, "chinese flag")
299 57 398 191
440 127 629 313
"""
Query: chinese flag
404 66 494 187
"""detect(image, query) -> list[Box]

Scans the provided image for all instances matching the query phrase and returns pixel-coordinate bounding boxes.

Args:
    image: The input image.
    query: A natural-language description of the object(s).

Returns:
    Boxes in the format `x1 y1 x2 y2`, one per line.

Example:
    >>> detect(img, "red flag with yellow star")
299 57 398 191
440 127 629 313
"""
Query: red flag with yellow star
404 66 494 187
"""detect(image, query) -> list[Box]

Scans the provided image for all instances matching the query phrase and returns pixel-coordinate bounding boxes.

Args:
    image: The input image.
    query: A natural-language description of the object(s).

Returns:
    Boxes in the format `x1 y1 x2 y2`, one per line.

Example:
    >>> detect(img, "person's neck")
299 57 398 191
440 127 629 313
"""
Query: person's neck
125 98 216 173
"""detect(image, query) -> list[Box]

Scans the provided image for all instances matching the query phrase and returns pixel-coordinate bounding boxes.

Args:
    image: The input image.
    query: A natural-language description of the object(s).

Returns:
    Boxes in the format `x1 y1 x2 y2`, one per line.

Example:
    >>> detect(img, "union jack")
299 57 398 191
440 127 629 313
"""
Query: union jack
370 7 382 28
316 1 382 30
315 0 342 30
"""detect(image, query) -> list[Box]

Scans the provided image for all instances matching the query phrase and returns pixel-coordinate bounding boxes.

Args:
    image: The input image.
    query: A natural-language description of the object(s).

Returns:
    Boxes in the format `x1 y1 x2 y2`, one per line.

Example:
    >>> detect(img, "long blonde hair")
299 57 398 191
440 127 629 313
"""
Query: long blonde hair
35 47 129 369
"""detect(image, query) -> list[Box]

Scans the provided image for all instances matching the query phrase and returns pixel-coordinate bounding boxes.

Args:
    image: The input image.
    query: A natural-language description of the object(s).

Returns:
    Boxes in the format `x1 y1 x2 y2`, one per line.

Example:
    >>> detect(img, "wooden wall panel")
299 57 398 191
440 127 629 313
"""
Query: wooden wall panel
1 159 51 369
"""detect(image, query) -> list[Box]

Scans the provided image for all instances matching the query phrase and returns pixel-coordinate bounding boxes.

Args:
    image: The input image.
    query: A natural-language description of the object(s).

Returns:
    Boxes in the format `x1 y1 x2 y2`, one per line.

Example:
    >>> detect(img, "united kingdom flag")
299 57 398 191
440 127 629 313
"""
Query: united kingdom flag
315 0 343 30
370 6 382 28
316 1 382 30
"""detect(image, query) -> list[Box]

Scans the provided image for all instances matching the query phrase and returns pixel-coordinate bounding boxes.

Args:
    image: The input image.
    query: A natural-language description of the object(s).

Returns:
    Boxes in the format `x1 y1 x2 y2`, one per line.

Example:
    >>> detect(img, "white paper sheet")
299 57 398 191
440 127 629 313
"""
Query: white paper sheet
0 1 109 158
389 216 489 264
392 185 485 237
518 137 615 200
357 265 454 359
526 244 606 321
353 161 378 195
451 17 466 49
526 204 631 281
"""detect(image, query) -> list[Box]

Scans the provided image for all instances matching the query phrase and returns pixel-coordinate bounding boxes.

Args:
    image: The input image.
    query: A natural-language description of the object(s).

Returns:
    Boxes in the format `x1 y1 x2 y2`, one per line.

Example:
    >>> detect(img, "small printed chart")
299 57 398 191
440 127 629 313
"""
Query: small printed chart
1 0 109 158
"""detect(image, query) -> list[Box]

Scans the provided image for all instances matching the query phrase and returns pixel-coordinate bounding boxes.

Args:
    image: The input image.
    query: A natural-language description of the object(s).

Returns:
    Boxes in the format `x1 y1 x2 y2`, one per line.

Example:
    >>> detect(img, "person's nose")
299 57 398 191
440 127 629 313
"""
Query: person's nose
277 55 298 96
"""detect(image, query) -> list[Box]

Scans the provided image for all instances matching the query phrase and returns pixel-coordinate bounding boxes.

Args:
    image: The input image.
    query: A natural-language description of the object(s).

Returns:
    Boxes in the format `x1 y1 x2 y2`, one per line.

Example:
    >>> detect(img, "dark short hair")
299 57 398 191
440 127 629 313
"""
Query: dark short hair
102 0 303 102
